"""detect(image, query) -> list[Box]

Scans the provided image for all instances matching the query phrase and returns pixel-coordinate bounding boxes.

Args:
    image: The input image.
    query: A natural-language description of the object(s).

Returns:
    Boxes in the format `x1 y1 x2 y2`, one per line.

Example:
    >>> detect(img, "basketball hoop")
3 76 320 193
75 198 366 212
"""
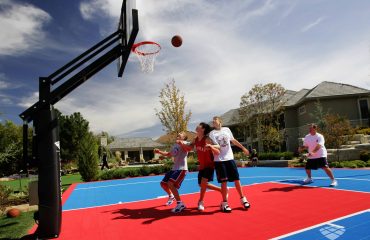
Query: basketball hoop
132 41 161 73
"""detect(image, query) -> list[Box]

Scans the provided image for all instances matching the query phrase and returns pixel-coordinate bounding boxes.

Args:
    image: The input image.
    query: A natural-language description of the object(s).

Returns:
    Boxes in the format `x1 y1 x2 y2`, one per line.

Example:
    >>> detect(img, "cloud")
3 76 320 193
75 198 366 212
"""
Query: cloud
33 0 370 138
301 16 326 33
18 91 39 108
0 73 9 89
0 0 51 56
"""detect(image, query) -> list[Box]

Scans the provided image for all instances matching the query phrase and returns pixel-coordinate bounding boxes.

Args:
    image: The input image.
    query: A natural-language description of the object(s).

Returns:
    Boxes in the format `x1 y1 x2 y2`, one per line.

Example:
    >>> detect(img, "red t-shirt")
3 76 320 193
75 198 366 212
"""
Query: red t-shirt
195 136 214 170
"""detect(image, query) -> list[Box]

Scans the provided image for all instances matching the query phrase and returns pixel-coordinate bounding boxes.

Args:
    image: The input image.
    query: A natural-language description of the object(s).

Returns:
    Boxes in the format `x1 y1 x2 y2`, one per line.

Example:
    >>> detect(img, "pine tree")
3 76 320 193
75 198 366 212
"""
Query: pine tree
77 132 99 182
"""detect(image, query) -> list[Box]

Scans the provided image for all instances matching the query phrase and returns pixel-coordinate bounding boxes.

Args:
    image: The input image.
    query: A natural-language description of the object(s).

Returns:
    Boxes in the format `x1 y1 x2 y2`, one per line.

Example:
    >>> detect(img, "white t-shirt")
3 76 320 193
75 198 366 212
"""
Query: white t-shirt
209 127 234 162
303 133 327 159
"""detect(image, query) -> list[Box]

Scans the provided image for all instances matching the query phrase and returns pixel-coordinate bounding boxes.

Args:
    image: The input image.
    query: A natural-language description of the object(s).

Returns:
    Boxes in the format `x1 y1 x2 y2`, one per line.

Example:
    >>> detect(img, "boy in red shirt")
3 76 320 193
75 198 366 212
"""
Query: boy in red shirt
178 122 221 211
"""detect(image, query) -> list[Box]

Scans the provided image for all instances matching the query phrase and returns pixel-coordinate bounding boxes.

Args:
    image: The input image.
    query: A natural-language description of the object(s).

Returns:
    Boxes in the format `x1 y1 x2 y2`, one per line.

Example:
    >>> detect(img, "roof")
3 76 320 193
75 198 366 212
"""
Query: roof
304 81 370 99
284 89 310 107
156 131 197 144
219 108 240 126
108 137 165 149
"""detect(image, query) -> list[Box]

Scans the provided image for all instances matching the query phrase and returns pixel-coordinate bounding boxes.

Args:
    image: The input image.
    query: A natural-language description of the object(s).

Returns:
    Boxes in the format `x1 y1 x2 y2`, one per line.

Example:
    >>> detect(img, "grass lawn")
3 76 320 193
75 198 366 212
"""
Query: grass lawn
0 211 35 240
0 173 83 193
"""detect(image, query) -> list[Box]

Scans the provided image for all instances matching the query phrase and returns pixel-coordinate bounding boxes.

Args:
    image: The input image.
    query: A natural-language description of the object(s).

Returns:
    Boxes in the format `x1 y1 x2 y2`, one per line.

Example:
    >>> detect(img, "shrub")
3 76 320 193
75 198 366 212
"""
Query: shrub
0 185 12 213
100 169 115 180
360 151 370 162
355 128 370 135
351 160 367 168
77 133 100 182
140 166 151 176
258 152 294 160
367 161 370 167
188 162 199 172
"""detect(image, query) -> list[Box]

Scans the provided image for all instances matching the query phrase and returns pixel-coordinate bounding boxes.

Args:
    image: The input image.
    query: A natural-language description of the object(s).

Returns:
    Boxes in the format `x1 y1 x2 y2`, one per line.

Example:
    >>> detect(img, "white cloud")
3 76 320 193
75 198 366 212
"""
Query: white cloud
31 0 370 137
0 0 51 56
0 73 9 90
18 91 39 108
301 16 326 33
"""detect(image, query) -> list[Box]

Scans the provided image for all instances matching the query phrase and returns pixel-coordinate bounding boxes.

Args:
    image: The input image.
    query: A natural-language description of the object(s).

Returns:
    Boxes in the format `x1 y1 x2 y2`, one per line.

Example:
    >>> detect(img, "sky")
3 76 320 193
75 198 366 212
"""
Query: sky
0 0 370 139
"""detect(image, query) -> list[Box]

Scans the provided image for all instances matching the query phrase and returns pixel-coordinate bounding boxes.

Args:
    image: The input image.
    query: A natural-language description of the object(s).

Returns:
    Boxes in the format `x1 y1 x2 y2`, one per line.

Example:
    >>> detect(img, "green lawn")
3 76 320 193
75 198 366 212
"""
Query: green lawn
0 211 35 239
0 173 83 193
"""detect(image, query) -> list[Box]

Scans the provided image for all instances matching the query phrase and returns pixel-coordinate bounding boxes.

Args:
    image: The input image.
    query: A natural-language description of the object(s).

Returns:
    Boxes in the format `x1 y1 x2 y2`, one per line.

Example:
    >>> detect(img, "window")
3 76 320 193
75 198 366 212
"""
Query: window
298 105 306 115
359 99 369 119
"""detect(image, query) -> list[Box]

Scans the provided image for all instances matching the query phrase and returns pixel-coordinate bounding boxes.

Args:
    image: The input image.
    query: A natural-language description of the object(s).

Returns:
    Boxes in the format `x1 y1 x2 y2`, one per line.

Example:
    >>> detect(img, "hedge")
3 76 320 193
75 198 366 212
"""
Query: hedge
360 151 370 162
99 162 199 181
330 160 368 168
258 152 294 160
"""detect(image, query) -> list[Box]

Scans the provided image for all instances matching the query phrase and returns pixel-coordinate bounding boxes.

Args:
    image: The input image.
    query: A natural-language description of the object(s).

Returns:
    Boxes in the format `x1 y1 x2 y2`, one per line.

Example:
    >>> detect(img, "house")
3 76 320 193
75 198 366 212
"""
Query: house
219 81 370 152
108 137 166 163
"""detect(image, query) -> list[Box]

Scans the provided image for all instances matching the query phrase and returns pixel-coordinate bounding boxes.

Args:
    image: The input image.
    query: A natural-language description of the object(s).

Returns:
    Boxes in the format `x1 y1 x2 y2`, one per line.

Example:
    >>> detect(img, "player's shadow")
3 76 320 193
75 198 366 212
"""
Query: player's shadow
263 185 312 192
107 205 220 224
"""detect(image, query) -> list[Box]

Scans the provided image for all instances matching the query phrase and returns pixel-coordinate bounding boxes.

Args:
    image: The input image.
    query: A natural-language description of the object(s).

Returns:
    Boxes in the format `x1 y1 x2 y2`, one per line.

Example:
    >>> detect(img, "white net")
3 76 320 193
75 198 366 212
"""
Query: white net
132 42 161 73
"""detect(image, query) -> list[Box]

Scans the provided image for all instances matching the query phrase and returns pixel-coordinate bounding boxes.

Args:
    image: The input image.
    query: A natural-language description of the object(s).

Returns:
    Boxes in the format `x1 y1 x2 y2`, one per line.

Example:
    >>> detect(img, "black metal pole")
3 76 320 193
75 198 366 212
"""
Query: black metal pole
35 77 62 239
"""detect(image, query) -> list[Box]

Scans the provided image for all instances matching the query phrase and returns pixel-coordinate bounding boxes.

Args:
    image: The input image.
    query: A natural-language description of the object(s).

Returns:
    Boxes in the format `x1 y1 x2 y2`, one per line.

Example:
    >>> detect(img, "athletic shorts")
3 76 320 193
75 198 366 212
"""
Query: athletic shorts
161 170 187 189
198 167 214 184
214 160 240 183
305 157 329 170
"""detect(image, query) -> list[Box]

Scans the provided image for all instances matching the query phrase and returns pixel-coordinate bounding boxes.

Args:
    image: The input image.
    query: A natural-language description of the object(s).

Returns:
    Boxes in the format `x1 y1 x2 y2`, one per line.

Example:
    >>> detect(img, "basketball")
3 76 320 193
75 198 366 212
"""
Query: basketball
6 208 21 218
171 35 182 47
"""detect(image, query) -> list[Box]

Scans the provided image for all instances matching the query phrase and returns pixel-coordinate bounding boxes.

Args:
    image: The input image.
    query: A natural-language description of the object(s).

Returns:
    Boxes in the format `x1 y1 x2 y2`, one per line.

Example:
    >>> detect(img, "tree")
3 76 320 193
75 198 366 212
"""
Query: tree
239 83 286 152
320 114 354 161
77 132 99 182
309 100 329 129
56 110 90 162
155 79 192 134
0 120 32 176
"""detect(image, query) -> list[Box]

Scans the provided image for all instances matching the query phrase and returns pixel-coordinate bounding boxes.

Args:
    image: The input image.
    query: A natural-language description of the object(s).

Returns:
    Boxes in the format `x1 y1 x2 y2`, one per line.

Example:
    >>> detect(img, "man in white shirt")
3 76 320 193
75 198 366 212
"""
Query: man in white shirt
299 123 338 187
209 116 251 213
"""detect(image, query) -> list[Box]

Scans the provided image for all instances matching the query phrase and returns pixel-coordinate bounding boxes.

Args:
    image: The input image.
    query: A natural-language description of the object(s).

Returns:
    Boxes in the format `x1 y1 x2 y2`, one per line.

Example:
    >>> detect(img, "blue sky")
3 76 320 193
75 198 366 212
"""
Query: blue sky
0 0 370 138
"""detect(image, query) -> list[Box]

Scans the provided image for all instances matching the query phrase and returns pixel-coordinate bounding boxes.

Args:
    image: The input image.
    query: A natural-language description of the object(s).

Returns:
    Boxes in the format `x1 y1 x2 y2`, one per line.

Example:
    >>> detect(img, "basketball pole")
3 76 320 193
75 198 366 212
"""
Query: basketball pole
19 3 138 239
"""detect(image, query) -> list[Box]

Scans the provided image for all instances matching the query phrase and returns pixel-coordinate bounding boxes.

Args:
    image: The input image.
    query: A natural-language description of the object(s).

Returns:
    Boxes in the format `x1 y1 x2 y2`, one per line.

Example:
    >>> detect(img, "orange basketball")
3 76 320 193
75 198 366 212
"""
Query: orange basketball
171 35 182 47
7 208 21 218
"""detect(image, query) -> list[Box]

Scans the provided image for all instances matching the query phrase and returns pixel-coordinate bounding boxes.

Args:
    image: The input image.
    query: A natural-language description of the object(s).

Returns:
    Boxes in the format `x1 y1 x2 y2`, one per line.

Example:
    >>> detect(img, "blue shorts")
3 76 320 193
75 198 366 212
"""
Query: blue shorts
215 160 240 183
198 167 214 184
161 170 187 189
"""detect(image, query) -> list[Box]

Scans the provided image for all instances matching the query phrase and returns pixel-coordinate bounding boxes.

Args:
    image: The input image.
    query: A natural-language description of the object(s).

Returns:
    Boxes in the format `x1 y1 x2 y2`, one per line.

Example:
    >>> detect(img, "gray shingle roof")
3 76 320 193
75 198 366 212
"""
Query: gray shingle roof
108 137 165 149
304 81 370 99
284 89 310 107
220 108 240 126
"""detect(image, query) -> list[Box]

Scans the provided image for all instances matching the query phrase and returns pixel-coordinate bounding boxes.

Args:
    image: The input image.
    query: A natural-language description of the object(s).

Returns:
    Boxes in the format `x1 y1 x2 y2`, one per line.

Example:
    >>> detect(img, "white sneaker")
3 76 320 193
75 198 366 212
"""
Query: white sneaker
303 178 313 184
330 179 338 187
165 195 175 206
240 196 250 209
220 201 232 213
198 201 205 211
171 202 186 213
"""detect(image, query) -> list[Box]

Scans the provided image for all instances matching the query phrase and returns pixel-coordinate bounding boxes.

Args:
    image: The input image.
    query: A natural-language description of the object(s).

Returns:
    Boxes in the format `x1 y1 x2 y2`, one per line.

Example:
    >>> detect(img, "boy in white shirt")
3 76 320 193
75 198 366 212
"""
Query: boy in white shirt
299 123 338 187
209 116 251 213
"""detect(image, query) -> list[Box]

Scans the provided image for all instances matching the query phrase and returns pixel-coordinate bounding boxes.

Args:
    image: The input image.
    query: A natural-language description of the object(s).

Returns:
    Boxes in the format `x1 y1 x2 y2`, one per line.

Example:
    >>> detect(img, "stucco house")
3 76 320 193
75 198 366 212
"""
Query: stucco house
219 81 370 152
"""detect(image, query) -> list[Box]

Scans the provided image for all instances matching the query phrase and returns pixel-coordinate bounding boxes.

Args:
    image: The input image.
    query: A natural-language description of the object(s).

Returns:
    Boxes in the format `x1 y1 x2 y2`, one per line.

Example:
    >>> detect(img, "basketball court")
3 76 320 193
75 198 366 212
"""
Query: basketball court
28 167 370 239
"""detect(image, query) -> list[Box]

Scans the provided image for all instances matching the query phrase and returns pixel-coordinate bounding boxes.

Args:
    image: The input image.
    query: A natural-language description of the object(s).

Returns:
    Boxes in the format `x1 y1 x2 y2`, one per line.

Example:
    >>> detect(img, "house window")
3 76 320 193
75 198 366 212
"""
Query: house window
298 105 306 115
359 99 369 119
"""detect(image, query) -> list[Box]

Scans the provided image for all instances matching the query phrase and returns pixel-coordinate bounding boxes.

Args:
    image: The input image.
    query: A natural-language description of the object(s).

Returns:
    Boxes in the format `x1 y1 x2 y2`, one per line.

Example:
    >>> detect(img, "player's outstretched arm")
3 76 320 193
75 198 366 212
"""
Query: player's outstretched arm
176 140 194 152
154 149 172 157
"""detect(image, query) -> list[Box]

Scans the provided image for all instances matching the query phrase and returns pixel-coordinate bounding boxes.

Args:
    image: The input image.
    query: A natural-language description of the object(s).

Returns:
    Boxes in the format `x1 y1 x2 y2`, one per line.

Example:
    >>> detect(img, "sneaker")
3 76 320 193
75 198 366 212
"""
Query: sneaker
240 196 250 209
330 179 338 187
220 201 232 213
302 178 313 184
198 201 205 211
165 195 175 206
171 202 186 213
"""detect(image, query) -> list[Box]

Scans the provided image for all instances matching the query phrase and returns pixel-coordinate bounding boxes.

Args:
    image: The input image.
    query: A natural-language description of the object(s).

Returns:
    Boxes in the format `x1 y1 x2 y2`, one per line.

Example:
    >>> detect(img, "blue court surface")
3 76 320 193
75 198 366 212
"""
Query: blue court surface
61 167 370 240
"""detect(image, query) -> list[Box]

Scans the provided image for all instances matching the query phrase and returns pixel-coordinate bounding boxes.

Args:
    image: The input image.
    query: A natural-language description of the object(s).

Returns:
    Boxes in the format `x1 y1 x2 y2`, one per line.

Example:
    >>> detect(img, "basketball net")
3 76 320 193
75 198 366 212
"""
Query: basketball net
132 41 161 73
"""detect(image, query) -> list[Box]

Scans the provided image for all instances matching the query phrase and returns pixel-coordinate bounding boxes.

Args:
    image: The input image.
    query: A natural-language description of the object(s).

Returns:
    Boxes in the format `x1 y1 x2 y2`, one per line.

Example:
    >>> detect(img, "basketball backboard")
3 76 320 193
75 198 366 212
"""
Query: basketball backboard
118 0 139 77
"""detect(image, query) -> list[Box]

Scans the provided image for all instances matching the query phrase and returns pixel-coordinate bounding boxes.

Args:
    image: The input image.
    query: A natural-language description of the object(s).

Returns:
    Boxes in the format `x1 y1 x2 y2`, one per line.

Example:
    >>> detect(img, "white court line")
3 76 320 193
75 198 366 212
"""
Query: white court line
269 180 370 194
270 209 370 239
74 175 370 191
63 182 268 212
327 223 345 229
